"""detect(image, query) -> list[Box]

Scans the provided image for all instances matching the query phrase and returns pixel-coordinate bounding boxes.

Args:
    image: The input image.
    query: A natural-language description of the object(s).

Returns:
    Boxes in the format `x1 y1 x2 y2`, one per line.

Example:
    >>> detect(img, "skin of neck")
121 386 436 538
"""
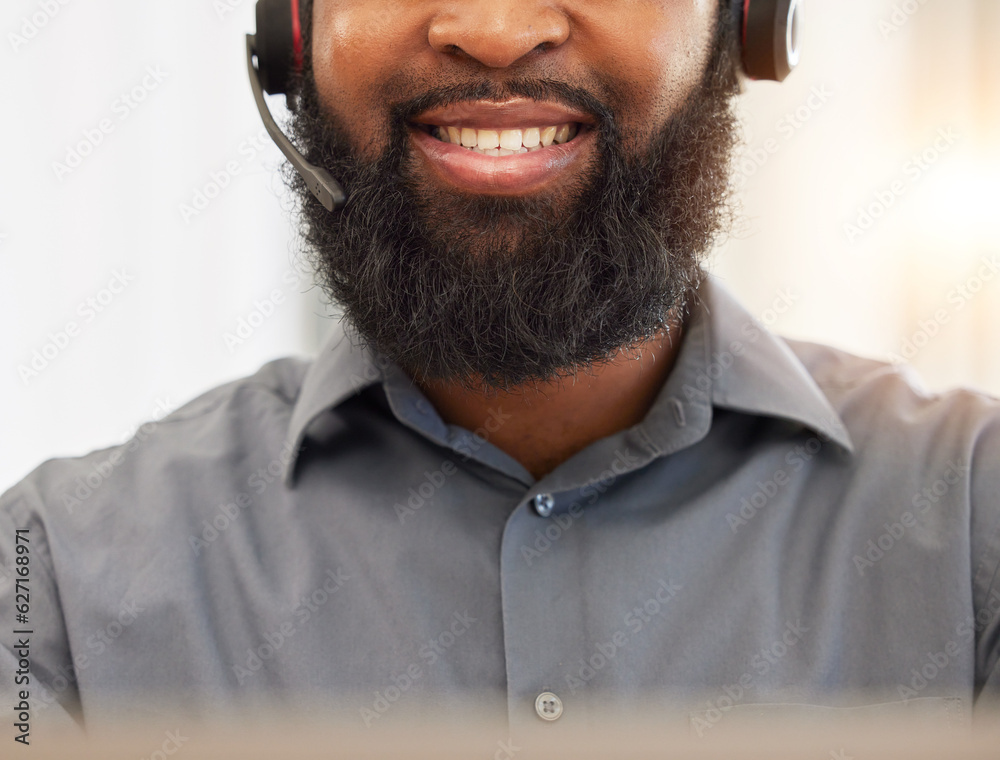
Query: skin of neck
416 317 684 480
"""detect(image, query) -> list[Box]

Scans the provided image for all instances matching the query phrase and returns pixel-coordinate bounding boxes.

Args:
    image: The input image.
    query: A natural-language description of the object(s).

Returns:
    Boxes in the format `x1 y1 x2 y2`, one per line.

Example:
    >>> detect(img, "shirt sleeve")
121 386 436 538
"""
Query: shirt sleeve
0 488 84 735
971 407 1000 710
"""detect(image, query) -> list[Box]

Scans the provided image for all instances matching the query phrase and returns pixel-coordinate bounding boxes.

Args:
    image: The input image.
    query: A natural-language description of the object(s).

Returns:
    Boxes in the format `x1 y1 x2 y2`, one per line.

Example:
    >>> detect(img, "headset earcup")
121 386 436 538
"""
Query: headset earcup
254 0 296 95
742 0 801 82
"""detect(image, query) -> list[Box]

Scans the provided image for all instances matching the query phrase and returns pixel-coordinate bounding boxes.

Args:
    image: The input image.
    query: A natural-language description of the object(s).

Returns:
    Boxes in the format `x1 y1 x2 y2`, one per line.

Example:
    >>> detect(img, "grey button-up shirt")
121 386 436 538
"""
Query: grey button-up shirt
2 276 999 736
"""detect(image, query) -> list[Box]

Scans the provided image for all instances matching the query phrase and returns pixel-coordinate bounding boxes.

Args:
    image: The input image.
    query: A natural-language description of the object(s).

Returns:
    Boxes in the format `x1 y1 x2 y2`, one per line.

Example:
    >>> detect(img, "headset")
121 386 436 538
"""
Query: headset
246 0 802 212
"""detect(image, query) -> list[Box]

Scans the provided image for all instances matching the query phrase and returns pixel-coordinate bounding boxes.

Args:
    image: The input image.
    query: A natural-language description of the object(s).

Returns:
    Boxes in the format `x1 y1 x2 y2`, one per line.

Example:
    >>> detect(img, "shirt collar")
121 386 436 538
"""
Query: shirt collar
697 275 853 454
282 321 384 486
283 276 853 486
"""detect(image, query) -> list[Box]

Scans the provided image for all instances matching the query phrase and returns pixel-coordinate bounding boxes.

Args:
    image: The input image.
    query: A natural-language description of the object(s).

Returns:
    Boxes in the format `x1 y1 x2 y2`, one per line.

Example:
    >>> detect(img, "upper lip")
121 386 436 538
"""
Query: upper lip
410 98 597 130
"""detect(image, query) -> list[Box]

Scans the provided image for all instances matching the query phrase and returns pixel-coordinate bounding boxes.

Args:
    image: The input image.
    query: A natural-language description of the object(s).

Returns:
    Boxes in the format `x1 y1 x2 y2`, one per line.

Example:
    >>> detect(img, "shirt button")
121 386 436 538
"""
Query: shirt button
532 493 555 517
535 691 564 722
415 398 432 415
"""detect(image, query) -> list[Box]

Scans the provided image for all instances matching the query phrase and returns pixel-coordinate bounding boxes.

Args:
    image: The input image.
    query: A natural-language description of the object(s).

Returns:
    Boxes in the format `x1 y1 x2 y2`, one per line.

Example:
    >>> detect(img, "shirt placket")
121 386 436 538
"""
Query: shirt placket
500 488 593 742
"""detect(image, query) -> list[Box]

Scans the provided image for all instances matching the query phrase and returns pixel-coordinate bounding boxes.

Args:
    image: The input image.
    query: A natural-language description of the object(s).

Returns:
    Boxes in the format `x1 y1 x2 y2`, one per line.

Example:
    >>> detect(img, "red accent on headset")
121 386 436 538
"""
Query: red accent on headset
742 0 751 45
291 0 303 71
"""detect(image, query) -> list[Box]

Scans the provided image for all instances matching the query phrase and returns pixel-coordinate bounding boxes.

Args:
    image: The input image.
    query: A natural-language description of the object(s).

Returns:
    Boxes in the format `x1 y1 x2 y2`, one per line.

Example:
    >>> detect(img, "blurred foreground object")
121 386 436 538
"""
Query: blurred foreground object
24 704 1000 759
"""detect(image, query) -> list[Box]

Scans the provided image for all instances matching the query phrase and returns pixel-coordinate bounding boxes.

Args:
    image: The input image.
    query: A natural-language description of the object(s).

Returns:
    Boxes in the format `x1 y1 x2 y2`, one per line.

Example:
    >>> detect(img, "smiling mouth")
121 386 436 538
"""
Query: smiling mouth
411 122 584 155
407 111 595 194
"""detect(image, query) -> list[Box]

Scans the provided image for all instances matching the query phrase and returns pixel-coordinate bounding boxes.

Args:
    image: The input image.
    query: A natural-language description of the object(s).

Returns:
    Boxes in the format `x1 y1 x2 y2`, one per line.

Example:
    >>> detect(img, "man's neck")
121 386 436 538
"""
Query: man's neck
416 321 684 481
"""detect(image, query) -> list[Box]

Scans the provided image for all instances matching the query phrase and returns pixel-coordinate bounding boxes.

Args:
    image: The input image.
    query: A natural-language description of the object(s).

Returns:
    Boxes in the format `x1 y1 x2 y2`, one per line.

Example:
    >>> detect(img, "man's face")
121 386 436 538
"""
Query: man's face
286 0 740 392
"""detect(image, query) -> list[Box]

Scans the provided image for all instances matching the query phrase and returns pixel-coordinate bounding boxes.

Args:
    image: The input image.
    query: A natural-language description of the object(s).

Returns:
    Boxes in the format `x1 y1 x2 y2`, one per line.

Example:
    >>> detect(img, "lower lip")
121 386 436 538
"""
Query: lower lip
409 125 595 195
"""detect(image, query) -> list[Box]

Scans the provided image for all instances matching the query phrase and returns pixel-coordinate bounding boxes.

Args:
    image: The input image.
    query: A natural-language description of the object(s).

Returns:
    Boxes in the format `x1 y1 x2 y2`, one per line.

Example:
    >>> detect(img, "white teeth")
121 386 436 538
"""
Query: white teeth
499 129 523 150
477 130 500 150
428 123 581 154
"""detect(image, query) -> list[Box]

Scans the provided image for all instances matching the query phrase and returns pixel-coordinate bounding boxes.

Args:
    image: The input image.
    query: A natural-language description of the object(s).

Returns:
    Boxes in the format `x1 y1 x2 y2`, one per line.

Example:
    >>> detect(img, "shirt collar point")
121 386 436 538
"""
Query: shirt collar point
699 276 858 458
284 322 388 472
282 436 302 489
824 421 856 457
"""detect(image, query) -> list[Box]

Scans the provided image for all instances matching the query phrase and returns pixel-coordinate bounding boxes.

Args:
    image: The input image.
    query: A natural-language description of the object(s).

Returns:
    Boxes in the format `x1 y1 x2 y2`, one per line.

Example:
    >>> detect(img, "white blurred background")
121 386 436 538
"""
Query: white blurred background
2 0 998 494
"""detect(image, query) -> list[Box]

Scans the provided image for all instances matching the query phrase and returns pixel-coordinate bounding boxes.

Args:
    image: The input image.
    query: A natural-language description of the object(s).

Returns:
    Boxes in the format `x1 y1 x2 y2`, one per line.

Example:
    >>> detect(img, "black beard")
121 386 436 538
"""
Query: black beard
282 19 741 394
